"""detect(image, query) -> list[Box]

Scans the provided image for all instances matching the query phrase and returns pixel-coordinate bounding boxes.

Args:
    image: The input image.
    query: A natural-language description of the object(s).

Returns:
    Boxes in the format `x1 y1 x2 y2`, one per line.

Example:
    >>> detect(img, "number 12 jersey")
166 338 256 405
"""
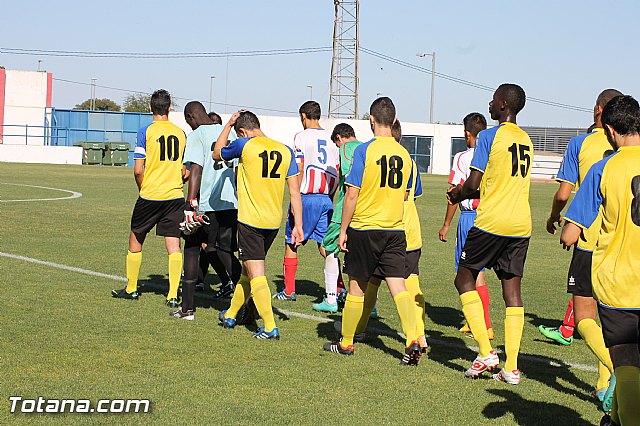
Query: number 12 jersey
221 136 299 230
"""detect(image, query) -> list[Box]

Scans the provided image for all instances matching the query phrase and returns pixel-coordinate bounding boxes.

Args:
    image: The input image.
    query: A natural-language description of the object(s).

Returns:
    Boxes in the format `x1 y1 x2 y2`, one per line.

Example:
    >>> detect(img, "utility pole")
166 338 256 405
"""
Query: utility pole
90 78 97 110
209 76 216 112
307 85 313 100
328 0 359 119
416 51 436 123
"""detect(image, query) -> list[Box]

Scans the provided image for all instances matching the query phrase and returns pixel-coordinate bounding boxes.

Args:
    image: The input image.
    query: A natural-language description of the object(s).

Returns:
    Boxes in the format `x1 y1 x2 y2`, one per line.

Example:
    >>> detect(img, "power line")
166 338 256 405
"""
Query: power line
52 78 298 115
0 46 332 59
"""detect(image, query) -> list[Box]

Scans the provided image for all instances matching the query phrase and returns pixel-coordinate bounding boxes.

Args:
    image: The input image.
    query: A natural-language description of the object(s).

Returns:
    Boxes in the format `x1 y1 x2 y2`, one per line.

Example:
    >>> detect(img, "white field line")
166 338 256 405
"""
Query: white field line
0 251 598 373
0 183 83 202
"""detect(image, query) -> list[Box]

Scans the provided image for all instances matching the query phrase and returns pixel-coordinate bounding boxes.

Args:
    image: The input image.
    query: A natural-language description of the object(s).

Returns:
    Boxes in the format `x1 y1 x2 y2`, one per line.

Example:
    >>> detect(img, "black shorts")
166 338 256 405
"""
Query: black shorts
130 197 184 238
237 223 278 261
567 248 592 297
405 249 421 279
598 305 640 347
184 209 238 252
458 227 529 277
343 228 406 282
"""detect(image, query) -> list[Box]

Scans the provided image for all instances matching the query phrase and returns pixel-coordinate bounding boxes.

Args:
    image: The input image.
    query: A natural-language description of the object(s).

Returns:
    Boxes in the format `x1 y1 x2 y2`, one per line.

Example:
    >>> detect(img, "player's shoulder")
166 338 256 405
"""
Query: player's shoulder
567 131 591 151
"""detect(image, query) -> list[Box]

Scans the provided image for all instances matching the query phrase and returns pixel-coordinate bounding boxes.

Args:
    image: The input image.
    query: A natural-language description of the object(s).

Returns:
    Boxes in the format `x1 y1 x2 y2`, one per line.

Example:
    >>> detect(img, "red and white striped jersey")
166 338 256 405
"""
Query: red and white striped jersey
449 148 480 211
293 128 339 195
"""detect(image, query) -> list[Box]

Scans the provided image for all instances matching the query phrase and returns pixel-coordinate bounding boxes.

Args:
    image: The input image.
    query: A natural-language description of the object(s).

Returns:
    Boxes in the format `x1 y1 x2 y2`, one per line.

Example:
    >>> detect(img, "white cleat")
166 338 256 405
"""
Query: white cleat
464 350 500 378
493 368 521 385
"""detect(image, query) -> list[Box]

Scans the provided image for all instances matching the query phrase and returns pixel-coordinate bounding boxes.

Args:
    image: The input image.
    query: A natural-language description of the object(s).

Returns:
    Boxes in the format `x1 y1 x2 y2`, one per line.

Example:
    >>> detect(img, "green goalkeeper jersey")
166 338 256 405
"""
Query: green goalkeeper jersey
332 140 362 224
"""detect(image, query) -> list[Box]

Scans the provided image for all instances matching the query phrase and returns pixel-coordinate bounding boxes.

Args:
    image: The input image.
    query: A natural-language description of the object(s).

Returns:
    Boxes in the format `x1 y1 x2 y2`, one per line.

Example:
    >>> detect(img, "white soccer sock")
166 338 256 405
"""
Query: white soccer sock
324 253 339 305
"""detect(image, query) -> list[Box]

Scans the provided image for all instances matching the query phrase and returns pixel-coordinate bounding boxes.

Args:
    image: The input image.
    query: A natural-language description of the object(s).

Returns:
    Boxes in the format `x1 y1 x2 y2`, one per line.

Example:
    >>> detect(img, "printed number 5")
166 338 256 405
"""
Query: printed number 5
317 139 327 164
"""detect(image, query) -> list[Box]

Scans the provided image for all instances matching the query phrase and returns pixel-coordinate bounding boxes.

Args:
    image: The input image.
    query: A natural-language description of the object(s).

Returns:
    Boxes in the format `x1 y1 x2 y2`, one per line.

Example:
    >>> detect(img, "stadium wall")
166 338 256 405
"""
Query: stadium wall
0 145 82 165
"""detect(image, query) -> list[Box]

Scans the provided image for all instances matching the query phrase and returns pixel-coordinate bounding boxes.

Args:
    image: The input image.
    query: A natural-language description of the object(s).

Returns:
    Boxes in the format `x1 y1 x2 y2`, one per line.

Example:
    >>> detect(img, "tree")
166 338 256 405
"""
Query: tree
123 93 150 113
361 112 370 120
74 98 121 111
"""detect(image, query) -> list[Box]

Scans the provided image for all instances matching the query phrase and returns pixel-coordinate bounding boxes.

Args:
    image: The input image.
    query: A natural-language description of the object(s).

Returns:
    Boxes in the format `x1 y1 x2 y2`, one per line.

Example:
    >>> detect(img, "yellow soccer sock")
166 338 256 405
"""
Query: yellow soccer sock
125 251 142 293
460 291 492 357
341 294 365 347
577 319 614 374
356 281 379 333
167 252 182 300
405 274 426 338
613 366 640 426
250 276 276 332
394 290 419 346
226 275 251 319
596 362 611 391
504 306 525 372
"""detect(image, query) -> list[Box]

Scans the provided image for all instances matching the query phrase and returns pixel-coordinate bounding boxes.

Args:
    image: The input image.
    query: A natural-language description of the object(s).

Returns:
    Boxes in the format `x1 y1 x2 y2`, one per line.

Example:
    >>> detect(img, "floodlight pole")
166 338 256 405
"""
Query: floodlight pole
90 78 97 110
209 76 216 112
307 85 313 100
416 51 436 123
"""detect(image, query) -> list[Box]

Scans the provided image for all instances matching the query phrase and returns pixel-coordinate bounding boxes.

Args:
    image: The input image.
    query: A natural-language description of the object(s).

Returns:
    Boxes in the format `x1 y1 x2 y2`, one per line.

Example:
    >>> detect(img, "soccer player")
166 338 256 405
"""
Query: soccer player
313 123 361 313
323 97 422 366
112 89 186 307
169 101 241 320
539 90 622 402
213 110 303 339
448 84 532 384
274 101 339 301
561 95 640 426
439 112 494 340
208 111 222 125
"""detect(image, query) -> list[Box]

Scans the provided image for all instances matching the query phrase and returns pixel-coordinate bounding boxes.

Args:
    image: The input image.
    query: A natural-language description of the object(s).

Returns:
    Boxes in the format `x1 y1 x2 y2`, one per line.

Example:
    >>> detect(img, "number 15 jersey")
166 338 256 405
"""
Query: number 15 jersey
345 137 413 231
221 136 299 230
470 122 533 237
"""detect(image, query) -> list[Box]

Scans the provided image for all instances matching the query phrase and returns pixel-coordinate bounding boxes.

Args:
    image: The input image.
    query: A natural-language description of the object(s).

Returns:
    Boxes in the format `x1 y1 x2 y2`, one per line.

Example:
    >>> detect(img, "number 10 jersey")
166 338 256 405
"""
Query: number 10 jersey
470 122 533 238
345 137 413 231
221 136 299 230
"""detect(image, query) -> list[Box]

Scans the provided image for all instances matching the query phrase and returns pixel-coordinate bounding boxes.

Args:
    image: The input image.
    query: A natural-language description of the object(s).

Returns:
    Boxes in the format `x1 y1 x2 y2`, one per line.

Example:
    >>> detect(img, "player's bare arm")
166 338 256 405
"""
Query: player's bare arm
213 111 242 161
338 185 359 252
560 221 582 250
133 159 145 191
448 169 482 204
287 177 304 247
439 198 458 242
546 181 573 235
181 165 190 183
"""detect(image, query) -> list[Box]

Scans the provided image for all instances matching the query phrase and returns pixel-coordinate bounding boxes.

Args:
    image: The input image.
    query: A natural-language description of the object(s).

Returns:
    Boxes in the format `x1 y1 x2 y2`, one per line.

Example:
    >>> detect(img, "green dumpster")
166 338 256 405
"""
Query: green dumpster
73 141 105 165
103 142 131 166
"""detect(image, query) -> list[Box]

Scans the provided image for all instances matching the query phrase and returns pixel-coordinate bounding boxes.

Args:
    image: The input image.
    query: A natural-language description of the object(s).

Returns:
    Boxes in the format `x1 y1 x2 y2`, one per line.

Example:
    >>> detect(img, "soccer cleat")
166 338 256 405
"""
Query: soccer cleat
272 290 296 301
111 288 140 300
599 414 618 426
253 327 280 340
165 298 180 308
400 341 422 366
602 373 616 413
212 282 235 299
464 350 500 378
218 310 236 329
537 325 573 345
312 298 338 313
169 309 194 321
493 368 521 385
323 340 354 356
418 335 430 354
459 322 471 333
333 321 366 343
337 288 347 307
370 306 379 319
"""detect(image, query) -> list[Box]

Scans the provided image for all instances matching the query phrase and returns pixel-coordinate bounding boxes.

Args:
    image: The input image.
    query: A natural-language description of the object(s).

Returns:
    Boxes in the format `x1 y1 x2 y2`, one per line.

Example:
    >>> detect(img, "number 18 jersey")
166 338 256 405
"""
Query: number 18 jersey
470 122 533 237
345 137 413 231
221 136 299 230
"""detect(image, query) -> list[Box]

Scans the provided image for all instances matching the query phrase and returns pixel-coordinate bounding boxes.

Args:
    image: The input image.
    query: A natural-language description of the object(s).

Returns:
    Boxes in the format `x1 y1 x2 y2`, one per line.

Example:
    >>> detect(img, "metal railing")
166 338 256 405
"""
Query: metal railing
0 124 60 145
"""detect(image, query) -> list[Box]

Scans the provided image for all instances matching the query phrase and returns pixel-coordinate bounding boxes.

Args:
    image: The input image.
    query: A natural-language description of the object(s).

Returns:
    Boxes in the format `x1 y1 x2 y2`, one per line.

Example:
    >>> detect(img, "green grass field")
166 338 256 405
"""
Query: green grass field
0 163 605 425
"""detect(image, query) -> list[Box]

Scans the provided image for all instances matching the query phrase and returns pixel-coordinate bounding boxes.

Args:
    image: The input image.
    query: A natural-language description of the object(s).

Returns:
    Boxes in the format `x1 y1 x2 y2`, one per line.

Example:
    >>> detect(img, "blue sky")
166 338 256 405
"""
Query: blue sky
2 0 638 127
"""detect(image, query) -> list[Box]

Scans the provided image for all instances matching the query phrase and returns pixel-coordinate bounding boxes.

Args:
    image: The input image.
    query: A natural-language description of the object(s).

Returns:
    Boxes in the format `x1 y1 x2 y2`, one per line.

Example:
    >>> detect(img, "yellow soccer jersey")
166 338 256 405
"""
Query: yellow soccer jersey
345 137 413 231
565 146 640 309
556 128 613 251
221 136 299 229
134 120 186 201
470 122 533 237
404 160 423 251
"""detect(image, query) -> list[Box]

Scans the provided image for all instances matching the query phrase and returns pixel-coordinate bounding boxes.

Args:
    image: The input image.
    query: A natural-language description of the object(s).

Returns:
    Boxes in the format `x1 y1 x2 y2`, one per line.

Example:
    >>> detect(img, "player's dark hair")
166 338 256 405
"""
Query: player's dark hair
497 84 526 114
331 123 356 142
233 111 260 133
601 95 640 137
463 112 487 137
391 120 402 142
596 89 623 109
299 101 321 120
370 97 396 127
150 89 171 116
208 112 222 125
184 101 206 116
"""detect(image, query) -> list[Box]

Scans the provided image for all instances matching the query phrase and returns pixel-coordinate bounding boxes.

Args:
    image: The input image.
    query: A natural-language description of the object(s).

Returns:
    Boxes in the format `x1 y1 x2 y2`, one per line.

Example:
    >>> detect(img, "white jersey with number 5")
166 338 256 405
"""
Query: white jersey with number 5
293 128 339 195
449 148 480 211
